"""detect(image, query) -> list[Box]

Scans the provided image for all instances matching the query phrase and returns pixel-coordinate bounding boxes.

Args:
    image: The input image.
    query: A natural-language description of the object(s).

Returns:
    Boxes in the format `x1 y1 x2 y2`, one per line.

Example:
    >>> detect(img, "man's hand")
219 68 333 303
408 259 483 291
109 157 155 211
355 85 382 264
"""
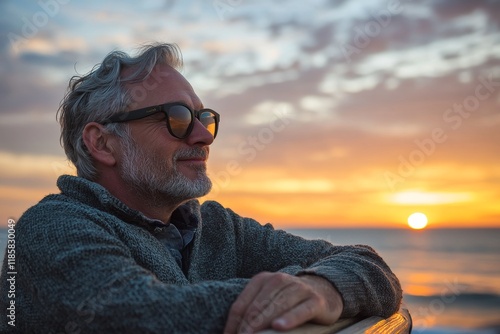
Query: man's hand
224 272 344 334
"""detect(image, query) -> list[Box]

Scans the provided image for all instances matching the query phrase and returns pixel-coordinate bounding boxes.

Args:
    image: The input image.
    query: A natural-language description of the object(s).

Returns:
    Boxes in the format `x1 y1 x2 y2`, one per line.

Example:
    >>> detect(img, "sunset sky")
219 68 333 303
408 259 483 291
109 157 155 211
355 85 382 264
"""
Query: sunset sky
1 0 499 228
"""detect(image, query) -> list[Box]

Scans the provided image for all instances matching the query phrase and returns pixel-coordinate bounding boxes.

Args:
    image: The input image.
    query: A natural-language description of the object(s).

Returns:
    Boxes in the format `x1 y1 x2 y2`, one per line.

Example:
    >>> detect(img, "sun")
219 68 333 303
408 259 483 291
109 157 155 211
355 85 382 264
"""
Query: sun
407 212 428 229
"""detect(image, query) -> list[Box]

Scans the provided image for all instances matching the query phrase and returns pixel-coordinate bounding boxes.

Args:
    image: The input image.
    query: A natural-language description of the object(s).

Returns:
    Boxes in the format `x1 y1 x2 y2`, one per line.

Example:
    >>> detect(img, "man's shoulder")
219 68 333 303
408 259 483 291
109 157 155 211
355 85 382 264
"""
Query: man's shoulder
14 190 114 238
199 199 224 212
17 192 73 223
199 200 235 222
21 189 86 214
16 174 100 220
199 200 274 231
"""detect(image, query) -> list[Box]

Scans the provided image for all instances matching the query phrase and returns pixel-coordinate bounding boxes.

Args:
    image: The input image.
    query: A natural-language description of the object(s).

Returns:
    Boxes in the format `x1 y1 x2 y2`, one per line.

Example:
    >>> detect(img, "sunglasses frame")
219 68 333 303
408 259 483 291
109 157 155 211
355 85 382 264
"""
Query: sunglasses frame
102 102 220 139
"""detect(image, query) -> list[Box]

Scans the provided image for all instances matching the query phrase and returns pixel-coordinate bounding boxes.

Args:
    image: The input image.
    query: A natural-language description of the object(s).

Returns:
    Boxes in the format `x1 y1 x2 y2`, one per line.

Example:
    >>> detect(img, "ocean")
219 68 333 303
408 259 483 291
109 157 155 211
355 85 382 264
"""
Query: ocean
287 228 500 334
1 227 499 333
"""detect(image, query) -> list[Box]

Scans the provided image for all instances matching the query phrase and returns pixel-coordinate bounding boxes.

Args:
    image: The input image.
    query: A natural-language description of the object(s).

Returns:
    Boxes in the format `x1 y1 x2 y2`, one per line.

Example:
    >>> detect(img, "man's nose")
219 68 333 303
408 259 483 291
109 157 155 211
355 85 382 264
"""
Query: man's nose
185 119 215 146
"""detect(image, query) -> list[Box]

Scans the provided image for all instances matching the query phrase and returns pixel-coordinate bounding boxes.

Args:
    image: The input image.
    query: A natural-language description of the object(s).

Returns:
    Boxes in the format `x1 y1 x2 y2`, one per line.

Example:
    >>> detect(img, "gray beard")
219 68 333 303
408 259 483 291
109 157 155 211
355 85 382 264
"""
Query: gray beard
119 137 212 208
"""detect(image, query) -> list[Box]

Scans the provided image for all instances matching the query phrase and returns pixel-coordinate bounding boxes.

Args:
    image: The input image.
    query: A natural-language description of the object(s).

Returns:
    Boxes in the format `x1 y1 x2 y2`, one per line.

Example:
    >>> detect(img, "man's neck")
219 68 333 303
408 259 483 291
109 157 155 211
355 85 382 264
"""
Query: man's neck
95 174 182 224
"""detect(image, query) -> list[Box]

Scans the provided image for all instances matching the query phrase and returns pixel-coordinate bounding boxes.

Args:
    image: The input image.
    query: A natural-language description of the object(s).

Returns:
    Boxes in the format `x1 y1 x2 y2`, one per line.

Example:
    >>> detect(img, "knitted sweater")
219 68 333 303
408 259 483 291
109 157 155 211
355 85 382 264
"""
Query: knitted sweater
0 175 402 333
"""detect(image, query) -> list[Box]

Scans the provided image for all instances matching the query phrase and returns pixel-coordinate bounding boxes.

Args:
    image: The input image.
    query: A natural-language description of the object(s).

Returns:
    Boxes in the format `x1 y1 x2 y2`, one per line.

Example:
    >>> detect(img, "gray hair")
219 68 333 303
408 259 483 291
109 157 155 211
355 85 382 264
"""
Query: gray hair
57 43 183 180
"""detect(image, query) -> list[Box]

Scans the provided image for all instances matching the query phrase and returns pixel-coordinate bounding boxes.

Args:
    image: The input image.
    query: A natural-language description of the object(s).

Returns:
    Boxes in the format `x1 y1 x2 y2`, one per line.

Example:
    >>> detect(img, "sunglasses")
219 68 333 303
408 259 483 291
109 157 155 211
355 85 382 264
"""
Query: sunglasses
102 102 220 139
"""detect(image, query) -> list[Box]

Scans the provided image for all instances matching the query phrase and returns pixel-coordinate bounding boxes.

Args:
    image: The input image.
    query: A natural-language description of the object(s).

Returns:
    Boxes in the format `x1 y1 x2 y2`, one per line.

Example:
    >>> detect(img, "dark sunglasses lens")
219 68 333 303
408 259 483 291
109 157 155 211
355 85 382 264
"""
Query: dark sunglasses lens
199 111 217 137
168 105 192 137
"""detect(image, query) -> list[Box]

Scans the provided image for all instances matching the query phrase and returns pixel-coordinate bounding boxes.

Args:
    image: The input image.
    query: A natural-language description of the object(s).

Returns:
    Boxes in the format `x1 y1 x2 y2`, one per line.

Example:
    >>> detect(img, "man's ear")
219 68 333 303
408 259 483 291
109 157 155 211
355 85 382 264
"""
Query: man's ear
82 122 118 167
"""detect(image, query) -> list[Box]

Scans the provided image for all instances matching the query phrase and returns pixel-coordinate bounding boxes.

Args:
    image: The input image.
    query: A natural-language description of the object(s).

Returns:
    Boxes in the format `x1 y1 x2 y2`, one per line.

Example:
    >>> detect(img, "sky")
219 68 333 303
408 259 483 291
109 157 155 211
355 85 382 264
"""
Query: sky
0 0 499 229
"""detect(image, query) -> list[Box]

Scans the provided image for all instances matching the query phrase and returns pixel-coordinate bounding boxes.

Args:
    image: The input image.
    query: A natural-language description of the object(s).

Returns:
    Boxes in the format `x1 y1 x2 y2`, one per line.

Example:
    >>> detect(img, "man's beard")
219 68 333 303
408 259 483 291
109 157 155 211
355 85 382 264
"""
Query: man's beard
119 136 212 207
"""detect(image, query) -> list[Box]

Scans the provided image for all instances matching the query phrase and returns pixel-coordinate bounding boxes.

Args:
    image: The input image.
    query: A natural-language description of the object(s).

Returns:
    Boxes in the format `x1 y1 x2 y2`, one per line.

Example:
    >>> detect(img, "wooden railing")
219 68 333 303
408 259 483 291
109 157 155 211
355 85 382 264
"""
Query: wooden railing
257 307 412 334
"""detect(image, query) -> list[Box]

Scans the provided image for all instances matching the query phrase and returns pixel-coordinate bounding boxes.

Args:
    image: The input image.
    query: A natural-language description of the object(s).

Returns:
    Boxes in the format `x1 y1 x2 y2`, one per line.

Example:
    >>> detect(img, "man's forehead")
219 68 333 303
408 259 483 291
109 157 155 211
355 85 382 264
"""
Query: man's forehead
122 63 199 109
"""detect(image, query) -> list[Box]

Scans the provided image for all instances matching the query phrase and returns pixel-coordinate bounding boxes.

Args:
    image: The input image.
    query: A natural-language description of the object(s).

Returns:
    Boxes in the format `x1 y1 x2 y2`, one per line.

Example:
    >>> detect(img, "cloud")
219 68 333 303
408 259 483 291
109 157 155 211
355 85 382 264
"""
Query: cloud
0 0 499 226
431 0 500 20
0 121 62 156
18 49 80 67
0 150 73 185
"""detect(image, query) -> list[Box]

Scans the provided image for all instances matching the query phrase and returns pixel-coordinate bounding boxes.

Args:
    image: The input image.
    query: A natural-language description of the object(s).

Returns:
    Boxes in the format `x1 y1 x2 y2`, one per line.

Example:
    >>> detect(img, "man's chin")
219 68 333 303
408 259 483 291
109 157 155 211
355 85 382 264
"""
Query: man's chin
170 173 213 199
193 179 212 198
177 164 207 180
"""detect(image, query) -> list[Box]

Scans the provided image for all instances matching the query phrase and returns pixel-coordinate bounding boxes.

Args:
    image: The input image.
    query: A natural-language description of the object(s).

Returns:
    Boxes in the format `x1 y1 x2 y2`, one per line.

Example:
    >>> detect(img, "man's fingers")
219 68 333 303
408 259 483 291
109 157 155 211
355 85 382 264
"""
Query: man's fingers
271 297 322 330
224 272 271 334
224 296 253 334
237 275 307 333
223 314 242 334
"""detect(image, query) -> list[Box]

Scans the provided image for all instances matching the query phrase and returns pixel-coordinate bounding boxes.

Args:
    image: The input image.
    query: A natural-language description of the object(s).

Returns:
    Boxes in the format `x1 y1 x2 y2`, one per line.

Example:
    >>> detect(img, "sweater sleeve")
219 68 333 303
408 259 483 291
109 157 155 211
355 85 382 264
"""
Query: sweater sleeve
11 204 248 334
214 203 403 319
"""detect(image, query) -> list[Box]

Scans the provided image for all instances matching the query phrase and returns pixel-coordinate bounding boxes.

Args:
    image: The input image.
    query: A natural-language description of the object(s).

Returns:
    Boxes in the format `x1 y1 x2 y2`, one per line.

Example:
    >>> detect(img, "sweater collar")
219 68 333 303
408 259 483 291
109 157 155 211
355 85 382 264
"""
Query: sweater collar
56 175 201 231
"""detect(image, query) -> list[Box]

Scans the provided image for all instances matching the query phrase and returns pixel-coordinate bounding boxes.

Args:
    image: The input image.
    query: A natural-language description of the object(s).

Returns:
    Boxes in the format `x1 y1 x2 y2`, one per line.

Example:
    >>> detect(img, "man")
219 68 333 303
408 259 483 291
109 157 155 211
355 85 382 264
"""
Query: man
0 43 402 333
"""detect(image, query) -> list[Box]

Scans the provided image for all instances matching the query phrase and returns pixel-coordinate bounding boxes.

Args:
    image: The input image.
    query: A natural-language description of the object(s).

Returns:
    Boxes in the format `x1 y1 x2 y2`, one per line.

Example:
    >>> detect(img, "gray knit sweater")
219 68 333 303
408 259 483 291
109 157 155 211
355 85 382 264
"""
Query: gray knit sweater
0 175 402 333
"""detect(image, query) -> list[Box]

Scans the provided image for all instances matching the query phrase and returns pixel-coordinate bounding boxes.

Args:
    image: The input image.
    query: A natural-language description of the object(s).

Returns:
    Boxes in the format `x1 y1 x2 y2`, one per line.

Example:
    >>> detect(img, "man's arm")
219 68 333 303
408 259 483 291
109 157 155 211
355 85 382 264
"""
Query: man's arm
200 202 402 333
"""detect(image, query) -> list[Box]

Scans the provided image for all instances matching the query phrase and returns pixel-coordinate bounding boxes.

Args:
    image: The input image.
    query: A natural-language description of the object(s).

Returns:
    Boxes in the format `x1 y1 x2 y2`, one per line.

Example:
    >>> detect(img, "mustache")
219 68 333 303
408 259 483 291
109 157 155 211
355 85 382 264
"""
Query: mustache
174 147 209 160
